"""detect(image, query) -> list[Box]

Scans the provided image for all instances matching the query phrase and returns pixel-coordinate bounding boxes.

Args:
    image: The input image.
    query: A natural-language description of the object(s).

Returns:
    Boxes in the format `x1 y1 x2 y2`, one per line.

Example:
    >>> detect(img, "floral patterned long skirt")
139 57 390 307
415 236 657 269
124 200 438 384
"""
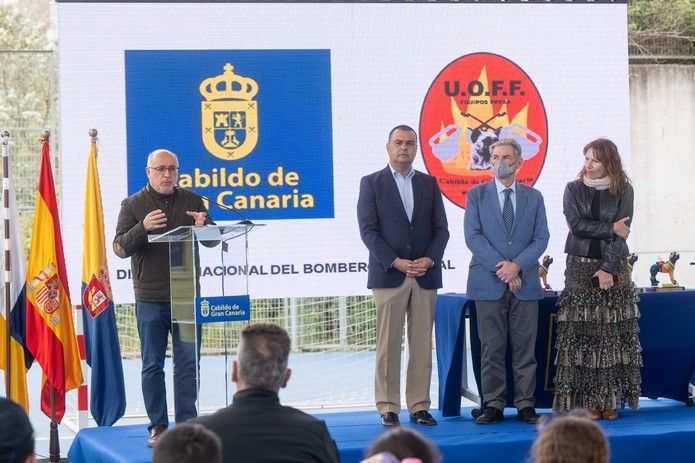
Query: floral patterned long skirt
552 254 642 412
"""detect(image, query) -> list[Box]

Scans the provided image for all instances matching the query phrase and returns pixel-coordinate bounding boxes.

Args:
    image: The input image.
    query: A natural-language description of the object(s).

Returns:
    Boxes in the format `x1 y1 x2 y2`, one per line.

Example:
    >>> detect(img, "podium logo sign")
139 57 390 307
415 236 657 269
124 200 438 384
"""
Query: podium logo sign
195 295 251 324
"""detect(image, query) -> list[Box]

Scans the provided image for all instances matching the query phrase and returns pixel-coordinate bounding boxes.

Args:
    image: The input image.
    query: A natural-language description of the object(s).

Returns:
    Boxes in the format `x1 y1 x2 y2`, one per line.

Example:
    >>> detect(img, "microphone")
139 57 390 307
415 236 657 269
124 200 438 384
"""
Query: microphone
175 186 253 225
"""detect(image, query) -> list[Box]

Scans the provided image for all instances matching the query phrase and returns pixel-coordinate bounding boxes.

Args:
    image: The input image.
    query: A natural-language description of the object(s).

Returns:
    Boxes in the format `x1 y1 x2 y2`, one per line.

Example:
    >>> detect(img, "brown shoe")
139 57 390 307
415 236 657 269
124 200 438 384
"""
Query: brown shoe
147 425 167 447
516 406 541 424
602 409 618 421
587 409 602 420
476 407 504 424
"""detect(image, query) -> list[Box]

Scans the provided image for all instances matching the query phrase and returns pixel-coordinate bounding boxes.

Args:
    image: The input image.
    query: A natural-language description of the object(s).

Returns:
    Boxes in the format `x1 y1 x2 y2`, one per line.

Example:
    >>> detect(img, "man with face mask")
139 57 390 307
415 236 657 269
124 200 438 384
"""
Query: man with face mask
463 138 549 425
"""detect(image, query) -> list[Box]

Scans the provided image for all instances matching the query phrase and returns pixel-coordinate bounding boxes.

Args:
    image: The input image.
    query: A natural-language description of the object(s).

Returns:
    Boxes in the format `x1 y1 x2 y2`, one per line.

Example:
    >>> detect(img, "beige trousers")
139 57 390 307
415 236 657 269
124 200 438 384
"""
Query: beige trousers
373 277 436 414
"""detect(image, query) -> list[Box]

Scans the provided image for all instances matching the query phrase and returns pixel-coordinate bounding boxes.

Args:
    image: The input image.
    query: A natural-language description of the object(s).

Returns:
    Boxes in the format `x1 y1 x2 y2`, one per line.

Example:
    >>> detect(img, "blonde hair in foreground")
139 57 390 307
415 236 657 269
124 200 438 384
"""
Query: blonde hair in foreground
532 415 609 463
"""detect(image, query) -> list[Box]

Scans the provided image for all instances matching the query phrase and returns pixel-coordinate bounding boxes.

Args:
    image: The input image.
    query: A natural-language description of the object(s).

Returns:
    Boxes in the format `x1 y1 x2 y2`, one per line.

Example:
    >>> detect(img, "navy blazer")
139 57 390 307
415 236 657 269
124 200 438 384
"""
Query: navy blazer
464 180 549 301
357 166 449 290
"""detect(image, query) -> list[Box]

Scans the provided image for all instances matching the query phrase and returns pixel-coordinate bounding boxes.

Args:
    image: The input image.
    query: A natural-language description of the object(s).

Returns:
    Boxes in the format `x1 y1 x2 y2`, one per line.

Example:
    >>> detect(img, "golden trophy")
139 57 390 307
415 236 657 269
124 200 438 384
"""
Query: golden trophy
538 255 556 295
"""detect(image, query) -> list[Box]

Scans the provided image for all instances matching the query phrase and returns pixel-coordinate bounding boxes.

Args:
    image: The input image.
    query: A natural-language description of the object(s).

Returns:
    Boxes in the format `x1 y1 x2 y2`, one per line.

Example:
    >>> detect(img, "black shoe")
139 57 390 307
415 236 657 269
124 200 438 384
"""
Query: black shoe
381 412 400 426
476 407 504 424
409 410 437 426
147 425 167 447
517 406 540 424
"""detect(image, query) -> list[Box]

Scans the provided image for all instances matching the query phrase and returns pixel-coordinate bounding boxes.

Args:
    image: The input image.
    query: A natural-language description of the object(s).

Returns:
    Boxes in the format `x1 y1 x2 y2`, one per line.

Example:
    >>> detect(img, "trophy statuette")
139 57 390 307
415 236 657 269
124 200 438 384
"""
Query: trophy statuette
647 251 685 291
538 255 556 295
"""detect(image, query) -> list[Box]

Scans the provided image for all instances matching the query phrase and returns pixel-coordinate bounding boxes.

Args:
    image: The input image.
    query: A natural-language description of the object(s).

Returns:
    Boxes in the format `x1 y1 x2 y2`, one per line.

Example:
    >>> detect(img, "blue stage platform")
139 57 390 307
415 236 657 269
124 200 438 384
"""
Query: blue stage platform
69 399 695 463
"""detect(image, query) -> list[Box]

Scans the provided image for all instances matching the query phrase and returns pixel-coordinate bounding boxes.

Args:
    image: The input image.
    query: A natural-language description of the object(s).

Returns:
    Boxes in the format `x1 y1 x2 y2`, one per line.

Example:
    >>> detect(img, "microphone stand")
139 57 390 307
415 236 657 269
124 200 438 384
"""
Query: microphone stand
180 186 253 226
178 187 254 406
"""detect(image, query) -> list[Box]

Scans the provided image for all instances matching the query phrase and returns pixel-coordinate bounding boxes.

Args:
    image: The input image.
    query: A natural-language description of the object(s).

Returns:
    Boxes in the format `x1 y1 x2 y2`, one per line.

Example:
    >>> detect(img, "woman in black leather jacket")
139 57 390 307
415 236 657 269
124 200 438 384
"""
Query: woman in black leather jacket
552 138 642 421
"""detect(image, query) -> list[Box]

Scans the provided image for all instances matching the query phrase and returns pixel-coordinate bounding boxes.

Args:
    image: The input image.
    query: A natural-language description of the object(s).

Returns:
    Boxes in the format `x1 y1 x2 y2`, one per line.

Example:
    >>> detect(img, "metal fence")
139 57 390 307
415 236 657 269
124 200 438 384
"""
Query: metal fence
629 32 695 61
116 296 377 358
1 50 57 255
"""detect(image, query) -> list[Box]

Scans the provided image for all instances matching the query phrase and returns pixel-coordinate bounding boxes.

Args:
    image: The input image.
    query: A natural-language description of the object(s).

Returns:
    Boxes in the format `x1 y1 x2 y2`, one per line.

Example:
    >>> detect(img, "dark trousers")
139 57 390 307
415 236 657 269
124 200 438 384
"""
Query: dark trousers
475 289 538 411
136 301 200 429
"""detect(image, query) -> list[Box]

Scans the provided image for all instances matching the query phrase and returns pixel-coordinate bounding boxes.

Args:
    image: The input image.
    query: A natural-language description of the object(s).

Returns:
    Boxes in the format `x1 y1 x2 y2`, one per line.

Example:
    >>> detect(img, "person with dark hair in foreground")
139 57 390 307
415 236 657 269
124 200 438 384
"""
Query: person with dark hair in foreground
151 423 222 463
190 322 340 463
363 427 442 463
532 414 609 463
0 398 35 463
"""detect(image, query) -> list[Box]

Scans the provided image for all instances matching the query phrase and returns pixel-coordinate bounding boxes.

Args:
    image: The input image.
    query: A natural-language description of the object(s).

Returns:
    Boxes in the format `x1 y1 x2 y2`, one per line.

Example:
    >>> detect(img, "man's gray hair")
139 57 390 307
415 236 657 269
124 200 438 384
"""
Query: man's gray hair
238 323 291 391
147 149 179 167
489 138 522 158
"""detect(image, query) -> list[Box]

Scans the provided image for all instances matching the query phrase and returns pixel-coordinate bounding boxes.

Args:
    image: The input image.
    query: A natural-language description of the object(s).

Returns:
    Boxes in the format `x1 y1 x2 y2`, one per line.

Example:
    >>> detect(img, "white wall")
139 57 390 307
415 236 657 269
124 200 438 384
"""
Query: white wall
629 64 695 288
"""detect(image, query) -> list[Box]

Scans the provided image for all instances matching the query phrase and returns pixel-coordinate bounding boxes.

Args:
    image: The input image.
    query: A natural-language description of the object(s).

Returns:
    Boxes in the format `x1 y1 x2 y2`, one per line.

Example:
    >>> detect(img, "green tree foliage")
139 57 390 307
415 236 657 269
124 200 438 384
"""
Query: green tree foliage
629 0 695 35
0 5 54 255
0 5 52 127
628 0 695 57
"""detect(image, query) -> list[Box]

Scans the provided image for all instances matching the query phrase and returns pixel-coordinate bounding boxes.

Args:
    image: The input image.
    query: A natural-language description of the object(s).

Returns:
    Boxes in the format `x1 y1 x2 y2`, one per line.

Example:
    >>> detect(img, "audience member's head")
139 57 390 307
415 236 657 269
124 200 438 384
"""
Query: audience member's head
151 423 222 463
364 428 442 463
532 415 609 463
233 322 292 392
0 398 35 463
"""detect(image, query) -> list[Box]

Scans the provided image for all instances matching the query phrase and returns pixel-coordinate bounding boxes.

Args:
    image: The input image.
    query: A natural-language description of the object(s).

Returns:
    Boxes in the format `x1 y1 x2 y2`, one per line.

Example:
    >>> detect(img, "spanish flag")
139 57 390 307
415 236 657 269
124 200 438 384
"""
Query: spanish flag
25 138 83 422
81 136 126 426
0 153 30 411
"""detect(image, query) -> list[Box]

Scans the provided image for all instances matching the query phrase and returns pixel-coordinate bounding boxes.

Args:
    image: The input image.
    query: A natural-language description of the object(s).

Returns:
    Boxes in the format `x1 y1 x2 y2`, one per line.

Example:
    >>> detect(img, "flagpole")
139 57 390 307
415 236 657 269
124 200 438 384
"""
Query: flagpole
50 386 60 463
41 129 61 463
1 130 11 398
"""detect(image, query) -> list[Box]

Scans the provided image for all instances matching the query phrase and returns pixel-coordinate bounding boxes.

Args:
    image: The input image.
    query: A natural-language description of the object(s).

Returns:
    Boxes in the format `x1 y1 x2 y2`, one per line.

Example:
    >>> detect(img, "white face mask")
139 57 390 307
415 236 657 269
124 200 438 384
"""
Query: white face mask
491 158 519 179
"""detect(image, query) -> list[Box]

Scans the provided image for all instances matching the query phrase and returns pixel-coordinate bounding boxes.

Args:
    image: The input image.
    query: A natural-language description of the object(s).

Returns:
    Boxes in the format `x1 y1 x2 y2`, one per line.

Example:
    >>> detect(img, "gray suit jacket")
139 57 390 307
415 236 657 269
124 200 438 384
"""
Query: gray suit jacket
464 180 549 301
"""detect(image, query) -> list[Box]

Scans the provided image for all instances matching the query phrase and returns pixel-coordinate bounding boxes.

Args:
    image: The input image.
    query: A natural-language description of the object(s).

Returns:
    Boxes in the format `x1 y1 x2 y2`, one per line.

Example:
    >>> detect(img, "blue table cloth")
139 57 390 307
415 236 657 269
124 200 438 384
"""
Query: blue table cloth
435 289 695 416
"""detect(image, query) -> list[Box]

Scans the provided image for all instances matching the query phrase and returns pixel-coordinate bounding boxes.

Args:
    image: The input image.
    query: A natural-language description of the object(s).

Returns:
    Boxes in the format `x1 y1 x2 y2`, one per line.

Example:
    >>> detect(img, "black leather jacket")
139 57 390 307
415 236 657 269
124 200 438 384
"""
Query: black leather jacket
563 179 633 274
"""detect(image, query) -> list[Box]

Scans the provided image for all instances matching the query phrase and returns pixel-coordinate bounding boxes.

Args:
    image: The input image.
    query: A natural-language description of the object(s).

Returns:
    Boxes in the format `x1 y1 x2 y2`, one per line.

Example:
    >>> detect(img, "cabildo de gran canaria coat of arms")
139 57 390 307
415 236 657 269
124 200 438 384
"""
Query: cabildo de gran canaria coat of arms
200 63 259 160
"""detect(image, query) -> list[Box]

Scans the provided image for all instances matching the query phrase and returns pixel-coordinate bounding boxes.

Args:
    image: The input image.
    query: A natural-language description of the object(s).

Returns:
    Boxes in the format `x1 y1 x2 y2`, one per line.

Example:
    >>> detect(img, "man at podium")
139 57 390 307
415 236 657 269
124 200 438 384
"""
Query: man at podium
113 148 214 446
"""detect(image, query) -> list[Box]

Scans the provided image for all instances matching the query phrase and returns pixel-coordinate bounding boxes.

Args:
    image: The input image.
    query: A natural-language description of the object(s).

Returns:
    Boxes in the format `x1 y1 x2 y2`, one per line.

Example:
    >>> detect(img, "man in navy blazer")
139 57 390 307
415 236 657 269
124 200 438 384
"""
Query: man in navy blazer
464 138 549 425
357 125 449 427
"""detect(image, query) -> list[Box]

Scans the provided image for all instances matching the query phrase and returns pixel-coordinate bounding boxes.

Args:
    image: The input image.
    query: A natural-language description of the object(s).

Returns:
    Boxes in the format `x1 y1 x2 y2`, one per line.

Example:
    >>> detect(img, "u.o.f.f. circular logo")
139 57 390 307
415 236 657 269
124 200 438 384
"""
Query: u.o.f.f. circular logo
420 52 548 209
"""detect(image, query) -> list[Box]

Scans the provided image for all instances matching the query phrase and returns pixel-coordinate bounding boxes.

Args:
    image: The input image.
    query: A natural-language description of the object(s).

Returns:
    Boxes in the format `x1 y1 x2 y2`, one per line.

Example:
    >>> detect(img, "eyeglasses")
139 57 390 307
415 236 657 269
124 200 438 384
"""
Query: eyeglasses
148 165 179 174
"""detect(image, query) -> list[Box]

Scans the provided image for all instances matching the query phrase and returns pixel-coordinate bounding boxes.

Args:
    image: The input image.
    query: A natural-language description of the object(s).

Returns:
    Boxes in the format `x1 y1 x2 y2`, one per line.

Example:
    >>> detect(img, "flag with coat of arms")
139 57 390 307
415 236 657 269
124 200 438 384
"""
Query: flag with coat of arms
81 134 126 426
24 136 83 422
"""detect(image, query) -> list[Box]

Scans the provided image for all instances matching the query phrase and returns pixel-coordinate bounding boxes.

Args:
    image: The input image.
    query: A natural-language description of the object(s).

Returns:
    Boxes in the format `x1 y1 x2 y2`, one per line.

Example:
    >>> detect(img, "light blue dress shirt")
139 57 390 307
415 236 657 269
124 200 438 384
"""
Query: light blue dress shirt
389 165 415 222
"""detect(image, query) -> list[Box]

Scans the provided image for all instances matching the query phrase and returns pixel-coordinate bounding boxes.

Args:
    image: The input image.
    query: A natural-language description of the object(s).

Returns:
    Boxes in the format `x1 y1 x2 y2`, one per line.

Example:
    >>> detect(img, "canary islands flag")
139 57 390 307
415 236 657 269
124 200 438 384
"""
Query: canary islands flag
0 154 29 411
25 139 83 422
81 137 126 426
